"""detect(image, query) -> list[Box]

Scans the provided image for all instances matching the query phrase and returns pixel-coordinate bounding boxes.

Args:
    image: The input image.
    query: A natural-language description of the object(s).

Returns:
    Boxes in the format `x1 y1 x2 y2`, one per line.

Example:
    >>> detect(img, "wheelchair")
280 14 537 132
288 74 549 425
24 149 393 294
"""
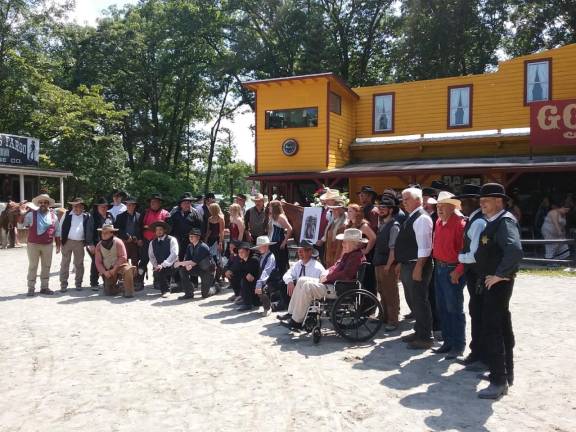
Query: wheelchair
301 263 384 344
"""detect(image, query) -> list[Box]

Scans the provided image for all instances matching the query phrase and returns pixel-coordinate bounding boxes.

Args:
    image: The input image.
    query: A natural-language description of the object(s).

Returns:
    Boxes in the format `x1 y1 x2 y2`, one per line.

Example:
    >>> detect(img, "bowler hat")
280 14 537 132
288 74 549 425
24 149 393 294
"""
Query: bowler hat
455 184 481 199
149 220 171 233
431 180 453 192
93 197 110 206
479 183 509 200
67 197 86 206
357 185 377 196
378 196 398 208
148 193 164 202
188 228 202 237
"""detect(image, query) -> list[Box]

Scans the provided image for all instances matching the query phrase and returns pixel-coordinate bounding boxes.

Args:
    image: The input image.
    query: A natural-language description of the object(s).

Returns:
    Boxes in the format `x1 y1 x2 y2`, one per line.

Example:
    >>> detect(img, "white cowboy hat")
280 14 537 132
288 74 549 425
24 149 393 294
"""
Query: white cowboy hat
436 191 461 209
426 197 438 205
336 228 368 243
97 223 119 232
31 194 55 207
251 235 277 249
319 188 341 201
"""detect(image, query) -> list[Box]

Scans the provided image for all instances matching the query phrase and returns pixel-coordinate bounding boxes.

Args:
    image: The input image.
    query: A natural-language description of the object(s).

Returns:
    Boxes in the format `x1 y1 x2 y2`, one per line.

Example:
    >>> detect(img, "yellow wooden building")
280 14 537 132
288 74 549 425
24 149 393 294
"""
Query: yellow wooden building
243 43 576 214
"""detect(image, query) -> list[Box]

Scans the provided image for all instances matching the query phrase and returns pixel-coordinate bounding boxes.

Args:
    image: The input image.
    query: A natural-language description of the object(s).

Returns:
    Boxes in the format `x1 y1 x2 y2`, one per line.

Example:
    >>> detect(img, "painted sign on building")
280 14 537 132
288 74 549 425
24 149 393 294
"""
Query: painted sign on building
0 134 40 166
531 99 576 146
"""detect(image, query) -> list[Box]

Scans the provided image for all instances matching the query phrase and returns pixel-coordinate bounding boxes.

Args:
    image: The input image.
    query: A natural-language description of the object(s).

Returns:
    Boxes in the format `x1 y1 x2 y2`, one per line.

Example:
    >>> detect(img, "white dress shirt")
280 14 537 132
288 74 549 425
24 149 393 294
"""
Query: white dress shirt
256 251 276 289
148 235 179 268
110 203 127 220
282 258 326 285
458 208 487 264
67 213 85 241
410 206 433 258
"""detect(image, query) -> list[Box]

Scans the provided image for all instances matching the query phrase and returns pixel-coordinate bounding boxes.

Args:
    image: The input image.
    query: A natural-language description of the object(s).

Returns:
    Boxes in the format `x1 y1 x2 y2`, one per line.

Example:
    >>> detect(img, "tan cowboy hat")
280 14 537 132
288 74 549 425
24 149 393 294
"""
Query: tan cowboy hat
326 196 346 209
32 194 55 207
67 197 86 207
251 193 265 202
97 223 119 232
436 191 461 209
336 228 368 243
319 188 341 201
251 235 276 249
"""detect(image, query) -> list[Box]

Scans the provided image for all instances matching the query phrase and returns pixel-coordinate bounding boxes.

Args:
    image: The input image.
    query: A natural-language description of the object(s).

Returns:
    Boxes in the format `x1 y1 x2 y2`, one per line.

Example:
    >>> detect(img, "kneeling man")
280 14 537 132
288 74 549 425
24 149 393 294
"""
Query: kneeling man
95 224 135 297
282 228 366 330
176 228 214 300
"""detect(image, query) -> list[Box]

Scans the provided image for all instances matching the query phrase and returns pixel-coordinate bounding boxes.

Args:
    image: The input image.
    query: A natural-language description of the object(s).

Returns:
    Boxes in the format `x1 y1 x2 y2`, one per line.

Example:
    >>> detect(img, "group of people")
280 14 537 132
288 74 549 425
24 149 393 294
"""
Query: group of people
17 180 523 400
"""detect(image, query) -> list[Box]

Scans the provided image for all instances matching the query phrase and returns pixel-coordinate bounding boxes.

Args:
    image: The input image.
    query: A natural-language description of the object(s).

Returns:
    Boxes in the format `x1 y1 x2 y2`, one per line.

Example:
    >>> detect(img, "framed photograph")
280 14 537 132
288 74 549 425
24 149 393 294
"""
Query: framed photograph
373 93 394 133
300 207 323 243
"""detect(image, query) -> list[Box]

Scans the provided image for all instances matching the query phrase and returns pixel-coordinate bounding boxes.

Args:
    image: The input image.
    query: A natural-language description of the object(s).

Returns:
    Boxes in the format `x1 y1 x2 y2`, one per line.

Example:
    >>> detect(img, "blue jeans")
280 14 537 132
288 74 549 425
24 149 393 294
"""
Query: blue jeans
434 263 466 350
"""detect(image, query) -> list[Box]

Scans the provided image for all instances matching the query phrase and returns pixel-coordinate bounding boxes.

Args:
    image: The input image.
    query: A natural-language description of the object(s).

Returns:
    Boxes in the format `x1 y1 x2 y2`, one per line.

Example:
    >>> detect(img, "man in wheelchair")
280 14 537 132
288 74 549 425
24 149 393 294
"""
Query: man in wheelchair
279 228 366 331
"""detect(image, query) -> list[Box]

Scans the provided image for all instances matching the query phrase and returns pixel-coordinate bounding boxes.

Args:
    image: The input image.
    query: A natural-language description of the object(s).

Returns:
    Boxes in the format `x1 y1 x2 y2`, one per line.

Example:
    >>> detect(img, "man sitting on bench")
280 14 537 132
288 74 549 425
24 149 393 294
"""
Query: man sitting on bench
279 228 366 330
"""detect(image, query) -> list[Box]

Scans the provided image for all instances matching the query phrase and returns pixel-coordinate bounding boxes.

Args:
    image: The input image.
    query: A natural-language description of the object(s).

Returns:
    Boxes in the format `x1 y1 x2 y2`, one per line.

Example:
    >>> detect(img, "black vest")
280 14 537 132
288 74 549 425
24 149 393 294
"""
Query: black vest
152 236 172 263
395 208 426 263
461 209 485 255
373 219 399 266
61 212 89 245
475 211 517 275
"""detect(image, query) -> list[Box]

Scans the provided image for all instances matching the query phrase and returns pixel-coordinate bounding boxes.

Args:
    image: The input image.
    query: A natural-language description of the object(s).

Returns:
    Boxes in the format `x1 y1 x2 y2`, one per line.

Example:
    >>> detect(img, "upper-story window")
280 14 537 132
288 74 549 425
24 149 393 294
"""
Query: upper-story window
525 59 551 104
329 92 342 115
373 93 394 133
448 85 472 128
265 107 318 129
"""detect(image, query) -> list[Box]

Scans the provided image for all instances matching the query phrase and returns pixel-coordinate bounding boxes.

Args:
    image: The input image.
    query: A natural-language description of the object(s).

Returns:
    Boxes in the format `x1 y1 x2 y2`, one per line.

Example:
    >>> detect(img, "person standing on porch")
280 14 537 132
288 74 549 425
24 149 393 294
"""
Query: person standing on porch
22 194 61 296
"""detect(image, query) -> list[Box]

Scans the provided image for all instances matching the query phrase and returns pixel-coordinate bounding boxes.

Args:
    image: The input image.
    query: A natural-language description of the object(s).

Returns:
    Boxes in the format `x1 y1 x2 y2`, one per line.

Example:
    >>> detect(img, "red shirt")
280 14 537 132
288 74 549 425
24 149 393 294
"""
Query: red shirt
433 214 465 274
142 208 170 241
325 248 365 284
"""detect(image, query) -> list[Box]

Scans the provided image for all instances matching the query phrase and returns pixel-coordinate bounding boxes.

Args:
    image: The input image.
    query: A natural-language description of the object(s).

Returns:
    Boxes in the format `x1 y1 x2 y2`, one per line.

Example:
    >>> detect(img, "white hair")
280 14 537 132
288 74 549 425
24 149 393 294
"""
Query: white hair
402 187 423 201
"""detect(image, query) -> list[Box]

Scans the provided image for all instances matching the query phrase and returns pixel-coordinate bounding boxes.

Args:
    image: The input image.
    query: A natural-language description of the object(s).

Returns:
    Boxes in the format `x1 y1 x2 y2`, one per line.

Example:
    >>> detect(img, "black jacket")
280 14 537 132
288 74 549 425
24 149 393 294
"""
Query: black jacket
115 211 142 241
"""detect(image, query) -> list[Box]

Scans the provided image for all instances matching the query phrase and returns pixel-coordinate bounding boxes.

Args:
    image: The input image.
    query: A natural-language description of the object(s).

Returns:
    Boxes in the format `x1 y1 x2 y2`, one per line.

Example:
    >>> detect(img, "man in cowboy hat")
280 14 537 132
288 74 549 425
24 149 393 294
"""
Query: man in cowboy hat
168 193 202 263
109 190 127 220
138 193 170 285
148 220 179 298
373 195 401 331
252 235 277 315
455 184 487 367
277 239 326 320
94 224 135 298
86 197 114 291
431 191 467 359
245 193 267 243
22 193 61 296
235 241 260 311
115 195 143 288
201 193 216 235
474 183 522 400
56 197 90 292
281 228 366 330
395 187 434 350
175 228 214 300
235 193 247 214
357 185 379 232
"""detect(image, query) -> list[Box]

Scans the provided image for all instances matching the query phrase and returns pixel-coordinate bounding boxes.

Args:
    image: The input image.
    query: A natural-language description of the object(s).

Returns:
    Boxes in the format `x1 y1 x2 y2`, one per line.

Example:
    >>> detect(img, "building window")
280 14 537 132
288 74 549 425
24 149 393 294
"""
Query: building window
329 92 341 115
373 93 394 133
265 107 318 129
448 85 472 128
525 59 551 104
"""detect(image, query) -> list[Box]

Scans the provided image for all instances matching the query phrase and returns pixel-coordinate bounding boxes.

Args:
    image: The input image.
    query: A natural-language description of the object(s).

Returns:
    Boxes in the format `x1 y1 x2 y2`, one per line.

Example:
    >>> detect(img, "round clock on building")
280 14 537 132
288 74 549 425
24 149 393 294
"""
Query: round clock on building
281 138 299 156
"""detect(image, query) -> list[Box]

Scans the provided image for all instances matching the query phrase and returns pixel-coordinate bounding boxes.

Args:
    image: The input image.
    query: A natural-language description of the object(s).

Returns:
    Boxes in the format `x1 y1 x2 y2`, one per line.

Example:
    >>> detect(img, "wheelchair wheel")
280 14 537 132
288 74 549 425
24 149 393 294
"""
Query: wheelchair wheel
331 289 384 342
312 327 321 344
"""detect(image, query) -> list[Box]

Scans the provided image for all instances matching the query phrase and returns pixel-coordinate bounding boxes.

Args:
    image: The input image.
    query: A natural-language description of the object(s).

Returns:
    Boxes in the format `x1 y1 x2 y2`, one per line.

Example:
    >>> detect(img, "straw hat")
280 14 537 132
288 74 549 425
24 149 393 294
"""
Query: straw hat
319 188 341 201
251 235 276 249
97 223 119 232
436 191 462 209
336 228 368 243
32 194 55 207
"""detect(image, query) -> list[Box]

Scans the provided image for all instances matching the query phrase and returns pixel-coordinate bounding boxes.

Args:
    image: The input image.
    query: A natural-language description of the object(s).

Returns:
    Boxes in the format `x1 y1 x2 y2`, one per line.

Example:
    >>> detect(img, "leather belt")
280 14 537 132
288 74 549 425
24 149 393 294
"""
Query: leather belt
434 259 458 267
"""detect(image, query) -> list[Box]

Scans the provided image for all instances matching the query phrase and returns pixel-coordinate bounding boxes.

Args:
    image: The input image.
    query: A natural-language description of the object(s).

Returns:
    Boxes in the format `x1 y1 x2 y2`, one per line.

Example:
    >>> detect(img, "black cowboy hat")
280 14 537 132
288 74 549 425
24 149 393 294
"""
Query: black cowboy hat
149 220 171 233
67 197 86 206
357 185 378 196
380 189 400 205
455 184 481 199
422 187 438 198
431 180 453 193
479 183 509 200
289 239 319 257
378 196 398 207
236 241 253 250
188 228 202 237
123 195 138 204
92 197 110 206
205 192 216 200
148 193 165 202
179 192 195 203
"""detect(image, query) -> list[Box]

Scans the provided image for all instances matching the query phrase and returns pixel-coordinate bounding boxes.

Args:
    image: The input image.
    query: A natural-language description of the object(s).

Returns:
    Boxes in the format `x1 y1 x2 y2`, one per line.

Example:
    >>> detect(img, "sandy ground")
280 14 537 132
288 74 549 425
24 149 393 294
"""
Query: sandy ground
0 247 575 432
